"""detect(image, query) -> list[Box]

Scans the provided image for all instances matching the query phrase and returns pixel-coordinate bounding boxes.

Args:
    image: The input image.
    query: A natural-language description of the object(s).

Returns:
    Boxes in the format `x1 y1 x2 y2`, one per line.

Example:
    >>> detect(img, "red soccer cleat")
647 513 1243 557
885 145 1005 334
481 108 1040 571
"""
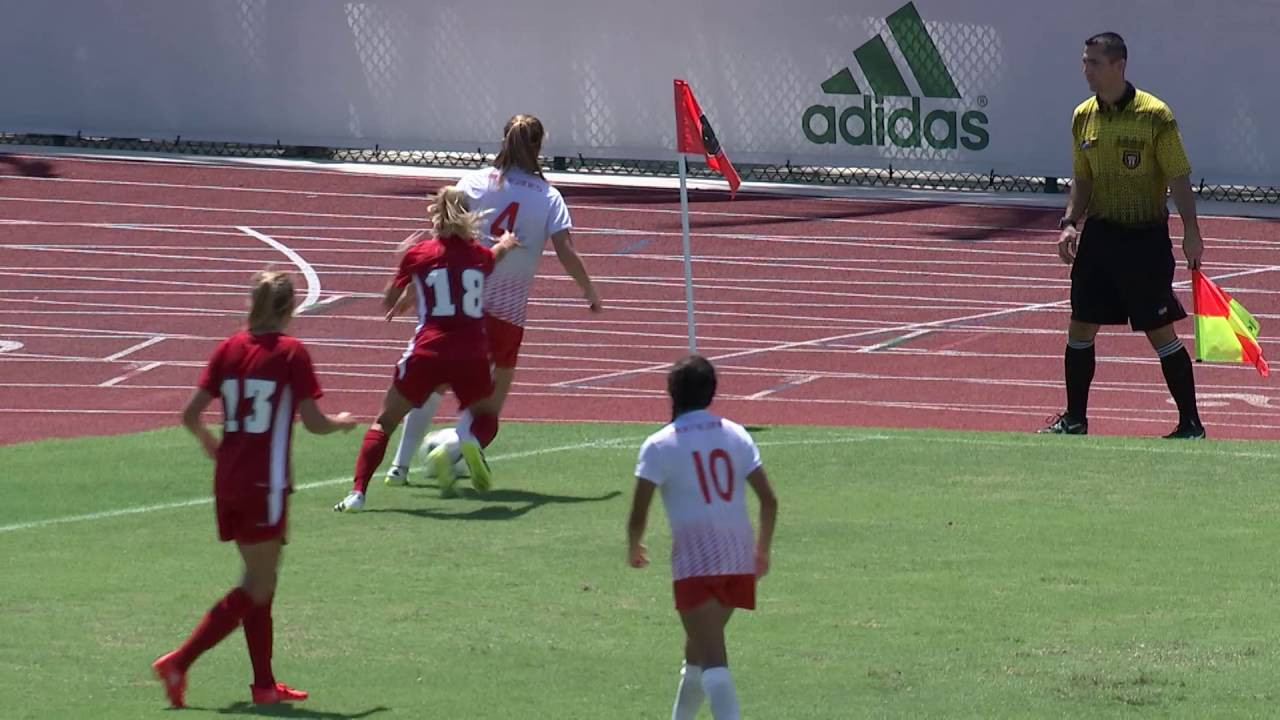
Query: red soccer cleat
151 651 187 708
251 682 309 704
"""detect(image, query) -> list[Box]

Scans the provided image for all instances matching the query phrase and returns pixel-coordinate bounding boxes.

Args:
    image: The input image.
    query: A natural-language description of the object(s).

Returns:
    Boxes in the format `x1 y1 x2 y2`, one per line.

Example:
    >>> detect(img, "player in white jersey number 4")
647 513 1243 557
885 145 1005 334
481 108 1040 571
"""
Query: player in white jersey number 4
627 355 778 720
382 114 603 493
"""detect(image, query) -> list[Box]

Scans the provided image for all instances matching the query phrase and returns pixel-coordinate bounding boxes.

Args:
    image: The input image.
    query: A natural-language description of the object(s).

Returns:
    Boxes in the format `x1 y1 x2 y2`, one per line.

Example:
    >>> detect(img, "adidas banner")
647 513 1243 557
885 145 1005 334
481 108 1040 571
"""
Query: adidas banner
4 1 1279 186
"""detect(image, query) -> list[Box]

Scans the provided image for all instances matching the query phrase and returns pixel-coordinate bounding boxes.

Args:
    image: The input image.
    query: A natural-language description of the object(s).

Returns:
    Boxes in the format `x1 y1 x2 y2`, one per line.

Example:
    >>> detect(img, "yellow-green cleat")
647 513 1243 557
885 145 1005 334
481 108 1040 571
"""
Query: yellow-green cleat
459 440 492 494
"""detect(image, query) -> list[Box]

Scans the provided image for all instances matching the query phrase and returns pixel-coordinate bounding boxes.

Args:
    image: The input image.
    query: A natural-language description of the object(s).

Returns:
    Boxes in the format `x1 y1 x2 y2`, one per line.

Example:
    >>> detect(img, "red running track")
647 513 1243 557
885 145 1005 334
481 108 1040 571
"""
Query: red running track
0 151 1277 445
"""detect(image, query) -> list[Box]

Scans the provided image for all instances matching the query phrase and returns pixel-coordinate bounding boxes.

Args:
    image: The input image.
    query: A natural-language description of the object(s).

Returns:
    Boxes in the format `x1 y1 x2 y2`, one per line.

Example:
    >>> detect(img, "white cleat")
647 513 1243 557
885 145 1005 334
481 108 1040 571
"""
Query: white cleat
384 465 409 487
334 490 365 513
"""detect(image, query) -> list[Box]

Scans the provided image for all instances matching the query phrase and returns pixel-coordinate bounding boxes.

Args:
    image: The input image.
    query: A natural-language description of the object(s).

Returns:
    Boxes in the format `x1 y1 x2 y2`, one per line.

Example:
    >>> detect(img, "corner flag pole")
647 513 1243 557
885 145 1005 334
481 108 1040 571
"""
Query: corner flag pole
673 78 739 356
677 153 698 354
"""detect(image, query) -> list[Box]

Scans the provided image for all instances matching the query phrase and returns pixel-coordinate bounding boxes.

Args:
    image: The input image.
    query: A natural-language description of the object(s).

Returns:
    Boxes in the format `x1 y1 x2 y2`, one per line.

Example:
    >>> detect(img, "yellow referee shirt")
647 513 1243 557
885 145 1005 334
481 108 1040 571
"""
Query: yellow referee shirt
1071 83 1192 226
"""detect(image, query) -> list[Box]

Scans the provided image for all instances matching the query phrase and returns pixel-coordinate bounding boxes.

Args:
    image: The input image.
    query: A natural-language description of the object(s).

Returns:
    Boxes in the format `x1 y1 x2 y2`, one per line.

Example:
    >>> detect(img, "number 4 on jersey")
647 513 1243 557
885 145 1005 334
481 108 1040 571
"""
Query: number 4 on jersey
489 202 520 237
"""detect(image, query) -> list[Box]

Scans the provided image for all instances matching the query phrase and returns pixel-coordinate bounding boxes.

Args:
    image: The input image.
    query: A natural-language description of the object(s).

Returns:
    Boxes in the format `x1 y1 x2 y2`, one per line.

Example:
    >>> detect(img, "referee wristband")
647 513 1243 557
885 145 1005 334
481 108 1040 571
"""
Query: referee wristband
1058 217 1078 231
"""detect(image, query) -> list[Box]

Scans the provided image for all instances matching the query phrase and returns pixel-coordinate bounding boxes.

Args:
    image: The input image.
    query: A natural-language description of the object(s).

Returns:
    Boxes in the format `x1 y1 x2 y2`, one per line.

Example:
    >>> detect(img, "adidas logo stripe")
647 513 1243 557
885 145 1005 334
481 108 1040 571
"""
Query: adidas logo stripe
803 2 990 151
821 2 959 99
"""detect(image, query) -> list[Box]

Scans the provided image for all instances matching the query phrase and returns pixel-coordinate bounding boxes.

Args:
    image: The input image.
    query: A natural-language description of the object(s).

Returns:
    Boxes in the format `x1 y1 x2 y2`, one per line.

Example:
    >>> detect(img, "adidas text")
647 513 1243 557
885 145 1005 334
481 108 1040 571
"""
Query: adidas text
803 97 989 150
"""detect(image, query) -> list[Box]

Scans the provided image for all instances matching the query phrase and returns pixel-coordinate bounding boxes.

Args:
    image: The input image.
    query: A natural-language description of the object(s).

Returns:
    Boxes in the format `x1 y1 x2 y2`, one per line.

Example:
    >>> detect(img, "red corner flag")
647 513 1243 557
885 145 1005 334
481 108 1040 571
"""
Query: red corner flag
674 79 741 196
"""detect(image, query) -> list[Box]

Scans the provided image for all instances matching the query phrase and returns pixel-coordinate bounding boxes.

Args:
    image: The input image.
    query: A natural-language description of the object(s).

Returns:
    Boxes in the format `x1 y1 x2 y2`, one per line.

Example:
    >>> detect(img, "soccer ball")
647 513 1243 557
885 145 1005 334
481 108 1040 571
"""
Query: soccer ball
418 429 470 478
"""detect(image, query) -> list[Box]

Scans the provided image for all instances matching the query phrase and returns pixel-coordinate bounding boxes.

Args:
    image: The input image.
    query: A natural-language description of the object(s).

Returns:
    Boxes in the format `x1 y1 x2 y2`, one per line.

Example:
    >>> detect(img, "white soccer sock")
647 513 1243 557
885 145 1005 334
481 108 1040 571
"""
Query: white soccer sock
700 666 740 720
455 409 476 445
392 393 441 468
434 427 462 464
671 662 704 720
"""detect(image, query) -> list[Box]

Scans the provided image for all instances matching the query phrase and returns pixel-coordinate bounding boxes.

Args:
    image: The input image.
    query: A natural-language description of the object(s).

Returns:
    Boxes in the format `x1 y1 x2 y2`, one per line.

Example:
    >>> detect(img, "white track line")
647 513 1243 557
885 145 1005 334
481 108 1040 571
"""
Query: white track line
555 263 1280 388
98 361 164 387
0 239 1266 272
0 174 1059 235
297 295 350 314
3 396 1276 422
9 148 1280 222
0 195 414 222
101 336 166 362
2 198 1277 252
856 329 933 354
10 159 1280 226
554 299 1073 388
238 226 320 312
744 375 822 400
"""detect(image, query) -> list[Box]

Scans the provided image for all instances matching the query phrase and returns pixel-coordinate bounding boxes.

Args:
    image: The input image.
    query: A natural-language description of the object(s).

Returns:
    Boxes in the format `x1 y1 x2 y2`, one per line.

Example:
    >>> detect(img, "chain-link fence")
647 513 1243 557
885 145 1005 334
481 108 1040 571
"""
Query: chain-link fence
3 130 1278 203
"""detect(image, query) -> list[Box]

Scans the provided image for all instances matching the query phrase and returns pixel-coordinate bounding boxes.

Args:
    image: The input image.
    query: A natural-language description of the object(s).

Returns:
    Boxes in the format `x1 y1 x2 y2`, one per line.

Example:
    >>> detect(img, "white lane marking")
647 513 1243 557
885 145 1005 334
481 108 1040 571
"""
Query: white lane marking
102 336 166 362
238 226 321 312
98 361 165 387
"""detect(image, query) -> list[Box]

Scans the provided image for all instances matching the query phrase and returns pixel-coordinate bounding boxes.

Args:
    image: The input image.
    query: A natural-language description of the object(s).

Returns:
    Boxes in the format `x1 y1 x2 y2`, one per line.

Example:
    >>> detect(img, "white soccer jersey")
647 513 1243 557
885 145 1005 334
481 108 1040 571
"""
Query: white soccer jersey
634 410 763 580
455 166 573 327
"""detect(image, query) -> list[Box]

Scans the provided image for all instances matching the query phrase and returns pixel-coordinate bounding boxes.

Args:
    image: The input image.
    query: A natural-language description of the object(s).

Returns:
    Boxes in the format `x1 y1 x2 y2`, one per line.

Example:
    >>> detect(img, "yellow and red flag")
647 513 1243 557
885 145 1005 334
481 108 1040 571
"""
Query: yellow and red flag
1192 270 1268 377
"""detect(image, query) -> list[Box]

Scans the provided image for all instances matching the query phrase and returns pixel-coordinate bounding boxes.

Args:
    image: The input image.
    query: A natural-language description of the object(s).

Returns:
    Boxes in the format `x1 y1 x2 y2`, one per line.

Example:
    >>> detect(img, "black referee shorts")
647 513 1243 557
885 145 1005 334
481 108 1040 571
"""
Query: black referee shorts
1070 218 1187 332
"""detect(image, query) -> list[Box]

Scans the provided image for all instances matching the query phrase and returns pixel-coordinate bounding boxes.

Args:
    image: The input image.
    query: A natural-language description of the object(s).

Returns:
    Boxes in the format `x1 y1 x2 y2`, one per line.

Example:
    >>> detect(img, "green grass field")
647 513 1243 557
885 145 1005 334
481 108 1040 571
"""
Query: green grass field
4 422 1280 719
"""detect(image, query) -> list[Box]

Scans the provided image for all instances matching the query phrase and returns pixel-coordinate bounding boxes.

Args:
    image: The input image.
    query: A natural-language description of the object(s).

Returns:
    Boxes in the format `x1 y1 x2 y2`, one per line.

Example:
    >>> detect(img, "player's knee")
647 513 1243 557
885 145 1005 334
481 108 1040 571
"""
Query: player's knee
699 647 728 669
241 570 278 604
374 411 402 434
1145 324 1177 348
1067 321 1099 343
684 639 703 667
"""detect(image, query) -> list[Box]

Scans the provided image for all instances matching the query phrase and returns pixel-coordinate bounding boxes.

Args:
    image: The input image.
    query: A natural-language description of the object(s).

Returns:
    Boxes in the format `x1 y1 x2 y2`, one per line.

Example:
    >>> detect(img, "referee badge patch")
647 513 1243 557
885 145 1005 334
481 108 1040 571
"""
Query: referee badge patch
1122 150 1142 169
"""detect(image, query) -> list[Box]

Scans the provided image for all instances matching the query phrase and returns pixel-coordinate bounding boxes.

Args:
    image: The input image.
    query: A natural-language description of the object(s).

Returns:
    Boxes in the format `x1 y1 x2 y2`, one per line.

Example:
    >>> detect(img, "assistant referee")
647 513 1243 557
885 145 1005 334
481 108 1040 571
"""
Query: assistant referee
1041 32 1206 439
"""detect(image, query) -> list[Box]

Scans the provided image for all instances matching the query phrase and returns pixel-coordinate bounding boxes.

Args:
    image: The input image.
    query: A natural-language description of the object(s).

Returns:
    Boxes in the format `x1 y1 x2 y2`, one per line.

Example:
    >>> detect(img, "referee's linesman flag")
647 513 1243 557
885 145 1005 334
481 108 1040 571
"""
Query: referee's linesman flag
1192 270 1269 377
674 79 741 196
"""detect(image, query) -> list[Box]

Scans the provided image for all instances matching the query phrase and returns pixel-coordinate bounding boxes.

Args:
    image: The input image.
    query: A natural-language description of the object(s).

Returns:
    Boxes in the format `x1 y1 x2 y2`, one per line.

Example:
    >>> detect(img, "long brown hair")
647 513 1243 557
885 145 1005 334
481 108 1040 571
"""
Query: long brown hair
493 114 545 179
248 270 295 331
428 185 483 240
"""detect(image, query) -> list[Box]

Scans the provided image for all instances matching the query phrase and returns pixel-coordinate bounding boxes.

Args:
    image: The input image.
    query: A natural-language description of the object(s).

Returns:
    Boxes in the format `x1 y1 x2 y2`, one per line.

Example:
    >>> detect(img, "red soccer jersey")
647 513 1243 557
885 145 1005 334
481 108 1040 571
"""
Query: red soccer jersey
395 235 497 359
197 331 323 498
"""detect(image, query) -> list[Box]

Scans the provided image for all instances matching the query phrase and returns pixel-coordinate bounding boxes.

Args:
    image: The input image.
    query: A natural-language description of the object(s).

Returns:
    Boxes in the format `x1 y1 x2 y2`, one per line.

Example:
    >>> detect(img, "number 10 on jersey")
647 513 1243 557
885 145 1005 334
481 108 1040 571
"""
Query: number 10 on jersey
692 449 734 504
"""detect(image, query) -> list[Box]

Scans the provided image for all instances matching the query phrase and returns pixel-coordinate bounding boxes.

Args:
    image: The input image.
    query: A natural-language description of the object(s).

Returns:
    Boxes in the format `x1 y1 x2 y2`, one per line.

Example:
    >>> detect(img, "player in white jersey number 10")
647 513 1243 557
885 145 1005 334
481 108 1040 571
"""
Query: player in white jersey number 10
627 355 778 720
382 114 603 493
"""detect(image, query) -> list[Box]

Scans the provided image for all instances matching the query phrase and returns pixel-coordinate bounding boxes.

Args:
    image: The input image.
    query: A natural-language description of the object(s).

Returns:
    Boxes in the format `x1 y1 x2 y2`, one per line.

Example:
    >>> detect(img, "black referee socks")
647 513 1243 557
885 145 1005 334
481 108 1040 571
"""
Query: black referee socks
1156 340 1202 428
1064 340 1096 423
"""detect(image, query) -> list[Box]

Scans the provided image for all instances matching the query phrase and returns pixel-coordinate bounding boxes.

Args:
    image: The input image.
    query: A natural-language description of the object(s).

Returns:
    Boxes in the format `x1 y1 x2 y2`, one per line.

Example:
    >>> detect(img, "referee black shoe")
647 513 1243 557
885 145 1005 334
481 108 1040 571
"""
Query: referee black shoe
1037 413 1087 435
1163 423 1206 440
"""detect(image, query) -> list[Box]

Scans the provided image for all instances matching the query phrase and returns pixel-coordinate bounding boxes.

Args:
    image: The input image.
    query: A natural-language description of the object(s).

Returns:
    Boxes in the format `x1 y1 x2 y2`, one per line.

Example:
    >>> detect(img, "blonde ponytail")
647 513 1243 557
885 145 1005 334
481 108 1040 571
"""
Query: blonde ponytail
248 270 295 330
428 185 483 240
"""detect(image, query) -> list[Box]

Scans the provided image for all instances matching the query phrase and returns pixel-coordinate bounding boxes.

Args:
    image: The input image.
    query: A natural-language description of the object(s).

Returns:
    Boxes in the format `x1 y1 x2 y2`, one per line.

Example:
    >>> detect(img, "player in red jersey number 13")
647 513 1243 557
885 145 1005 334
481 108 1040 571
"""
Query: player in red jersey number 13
153 271 356 708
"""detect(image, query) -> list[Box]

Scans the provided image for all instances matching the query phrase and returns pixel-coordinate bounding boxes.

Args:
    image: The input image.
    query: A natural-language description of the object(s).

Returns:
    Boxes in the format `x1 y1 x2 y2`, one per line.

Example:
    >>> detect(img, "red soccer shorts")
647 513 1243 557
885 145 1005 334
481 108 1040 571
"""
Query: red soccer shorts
216 490 288 544
672 573 756 611
394 352 495 409
484 315 524 369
